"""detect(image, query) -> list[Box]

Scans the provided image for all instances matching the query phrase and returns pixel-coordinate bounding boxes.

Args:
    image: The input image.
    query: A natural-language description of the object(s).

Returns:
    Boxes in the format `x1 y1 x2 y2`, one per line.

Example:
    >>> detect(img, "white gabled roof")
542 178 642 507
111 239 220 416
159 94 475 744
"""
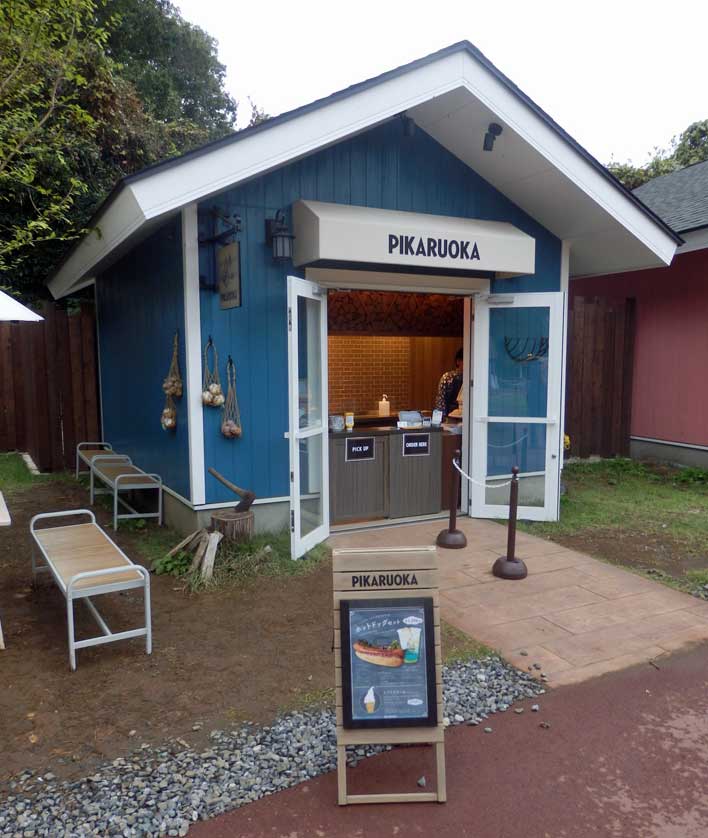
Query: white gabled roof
49 41 681 299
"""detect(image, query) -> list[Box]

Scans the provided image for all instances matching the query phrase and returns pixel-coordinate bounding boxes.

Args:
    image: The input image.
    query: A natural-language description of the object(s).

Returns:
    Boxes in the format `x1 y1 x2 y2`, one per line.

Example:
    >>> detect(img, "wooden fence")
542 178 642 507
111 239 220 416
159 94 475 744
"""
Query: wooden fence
565 296 635 459
0 301 100 472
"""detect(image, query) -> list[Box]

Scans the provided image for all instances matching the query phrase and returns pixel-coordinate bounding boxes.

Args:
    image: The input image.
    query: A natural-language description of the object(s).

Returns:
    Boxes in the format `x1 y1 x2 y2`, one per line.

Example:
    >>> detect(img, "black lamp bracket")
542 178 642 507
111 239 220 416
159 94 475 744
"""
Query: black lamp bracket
199 207 242 246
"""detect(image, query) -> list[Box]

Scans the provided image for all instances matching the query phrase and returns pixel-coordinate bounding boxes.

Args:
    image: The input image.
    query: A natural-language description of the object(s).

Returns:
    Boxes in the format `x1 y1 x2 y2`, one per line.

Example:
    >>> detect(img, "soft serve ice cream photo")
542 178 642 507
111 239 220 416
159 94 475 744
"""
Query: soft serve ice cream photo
364 686 377 714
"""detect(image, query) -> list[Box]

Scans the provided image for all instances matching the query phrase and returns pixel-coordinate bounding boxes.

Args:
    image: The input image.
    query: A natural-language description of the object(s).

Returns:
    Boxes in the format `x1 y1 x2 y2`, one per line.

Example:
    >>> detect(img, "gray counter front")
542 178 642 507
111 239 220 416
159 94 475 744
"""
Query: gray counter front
329 427 446 524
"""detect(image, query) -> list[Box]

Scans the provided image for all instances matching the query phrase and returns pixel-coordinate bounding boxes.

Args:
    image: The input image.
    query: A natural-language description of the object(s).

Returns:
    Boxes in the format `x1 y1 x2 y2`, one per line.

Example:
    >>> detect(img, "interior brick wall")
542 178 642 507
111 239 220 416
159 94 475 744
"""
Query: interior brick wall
328 336 411 415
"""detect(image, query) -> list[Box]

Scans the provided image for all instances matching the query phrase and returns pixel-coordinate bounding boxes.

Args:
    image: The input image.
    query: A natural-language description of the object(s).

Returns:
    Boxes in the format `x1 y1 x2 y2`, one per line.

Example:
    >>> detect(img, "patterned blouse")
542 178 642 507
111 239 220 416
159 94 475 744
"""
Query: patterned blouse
434 370 463 416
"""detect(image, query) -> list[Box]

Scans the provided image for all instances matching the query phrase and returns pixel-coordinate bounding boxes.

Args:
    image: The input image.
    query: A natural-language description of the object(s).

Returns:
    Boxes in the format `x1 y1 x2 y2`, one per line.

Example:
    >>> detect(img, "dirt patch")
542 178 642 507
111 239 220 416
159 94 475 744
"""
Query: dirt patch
549 528 708 576
0 480 334 784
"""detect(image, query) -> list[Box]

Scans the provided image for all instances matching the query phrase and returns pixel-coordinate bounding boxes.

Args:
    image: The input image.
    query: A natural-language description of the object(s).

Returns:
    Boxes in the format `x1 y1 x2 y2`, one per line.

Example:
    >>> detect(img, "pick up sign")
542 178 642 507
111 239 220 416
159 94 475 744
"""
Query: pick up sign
345 436 375 462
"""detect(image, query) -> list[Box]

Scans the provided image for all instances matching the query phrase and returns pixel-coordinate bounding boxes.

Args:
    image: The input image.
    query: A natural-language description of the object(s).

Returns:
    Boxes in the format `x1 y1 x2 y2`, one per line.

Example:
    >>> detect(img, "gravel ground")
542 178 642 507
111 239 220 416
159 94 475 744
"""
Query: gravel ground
0 657 543 838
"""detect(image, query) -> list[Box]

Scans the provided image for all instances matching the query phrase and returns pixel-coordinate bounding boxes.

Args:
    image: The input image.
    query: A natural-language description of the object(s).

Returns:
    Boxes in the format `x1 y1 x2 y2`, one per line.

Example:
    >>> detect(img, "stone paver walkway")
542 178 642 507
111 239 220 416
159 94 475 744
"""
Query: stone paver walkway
330 518 708 686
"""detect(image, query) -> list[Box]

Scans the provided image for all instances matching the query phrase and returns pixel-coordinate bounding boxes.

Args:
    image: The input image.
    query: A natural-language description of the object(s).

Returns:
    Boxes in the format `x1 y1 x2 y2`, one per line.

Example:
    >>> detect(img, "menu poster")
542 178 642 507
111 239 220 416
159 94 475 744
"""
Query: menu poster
340 597 437 729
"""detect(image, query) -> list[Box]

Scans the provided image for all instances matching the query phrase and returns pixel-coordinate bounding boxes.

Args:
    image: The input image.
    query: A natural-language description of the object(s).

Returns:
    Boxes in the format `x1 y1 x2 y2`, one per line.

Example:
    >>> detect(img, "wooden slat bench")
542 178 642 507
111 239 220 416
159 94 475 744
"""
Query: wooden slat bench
30 510 152 670
75 441 123 478
89 454 163 531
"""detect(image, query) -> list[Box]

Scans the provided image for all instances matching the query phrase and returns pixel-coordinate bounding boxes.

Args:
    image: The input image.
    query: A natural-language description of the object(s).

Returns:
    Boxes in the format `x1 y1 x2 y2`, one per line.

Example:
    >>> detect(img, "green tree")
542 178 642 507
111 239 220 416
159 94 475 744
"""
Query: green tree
673 120 708 168
0 0 108 288
608 120 708 189
1 0 243 298
98 0 238 138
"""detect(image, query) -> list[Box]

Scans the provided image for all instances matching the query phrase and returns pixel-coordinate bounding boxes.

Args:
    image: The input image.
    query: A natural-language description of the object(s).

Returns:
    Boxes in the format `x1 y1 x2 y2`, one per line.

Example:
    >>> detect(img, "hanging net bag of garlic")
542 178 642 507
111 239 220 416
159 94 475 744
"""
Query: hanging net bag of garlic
161 331 182 431
202 337 224 407
162 331 183 398
161 394 177 431
221 355 242 438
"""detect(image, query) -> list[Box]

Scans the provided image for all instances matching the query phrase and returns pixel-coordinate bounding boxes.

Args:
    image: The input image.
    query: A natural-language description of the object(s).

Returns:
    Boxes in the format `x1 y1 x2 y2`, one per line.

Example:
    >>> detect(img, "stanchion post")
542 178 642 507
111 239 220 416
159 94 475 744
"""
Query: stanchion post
492 466 527 579
436 449 467 549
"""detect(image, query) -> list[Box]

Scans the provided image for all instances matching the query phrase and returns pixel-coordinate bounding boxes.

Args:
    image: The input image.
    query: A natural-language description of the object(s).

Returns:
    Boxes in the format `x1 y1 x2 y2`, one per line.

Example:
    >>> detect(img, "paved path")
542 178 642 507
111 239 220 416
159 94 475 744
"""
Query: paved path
330 519 708 686
192 645 708 838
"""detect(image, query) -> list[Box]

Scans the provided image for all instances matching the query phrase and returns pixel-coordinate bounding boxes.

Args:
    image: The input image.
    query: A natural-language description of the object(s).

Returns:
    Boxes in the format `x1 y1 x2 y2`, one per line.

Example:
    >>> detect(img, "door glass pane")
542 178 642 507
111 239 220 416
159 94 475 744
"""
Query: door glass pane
485 422 545 508
488 307 549 418
299 434 323 537
297 296 322 429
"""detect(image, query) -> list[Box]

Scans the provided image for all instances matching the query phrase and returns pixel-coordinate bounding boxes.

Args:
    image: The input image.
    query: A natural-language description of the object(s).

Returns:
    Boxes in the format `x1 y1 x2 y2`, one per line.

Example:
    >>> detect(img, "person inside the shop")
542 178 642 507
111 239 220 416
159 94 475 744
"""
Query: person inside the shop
434 348 464 417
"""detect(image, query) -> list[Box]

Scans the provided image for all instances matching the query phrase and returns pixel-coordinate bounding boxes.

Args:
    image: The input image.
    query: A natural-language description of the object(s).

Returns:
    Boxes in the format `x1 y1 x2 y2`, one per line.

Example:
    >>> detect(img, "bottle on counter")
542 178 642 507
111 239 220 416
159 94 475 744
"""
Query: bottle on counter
345 412 354 432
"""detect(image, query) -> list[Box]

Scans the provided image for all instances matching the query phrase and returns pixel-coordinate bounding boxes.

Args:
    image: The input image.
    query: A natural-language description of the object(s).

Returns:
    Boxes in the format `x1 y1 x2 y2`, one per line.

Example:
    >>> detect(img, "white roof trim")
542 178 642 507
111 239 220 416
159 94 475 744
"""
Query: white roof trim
49 45 678 299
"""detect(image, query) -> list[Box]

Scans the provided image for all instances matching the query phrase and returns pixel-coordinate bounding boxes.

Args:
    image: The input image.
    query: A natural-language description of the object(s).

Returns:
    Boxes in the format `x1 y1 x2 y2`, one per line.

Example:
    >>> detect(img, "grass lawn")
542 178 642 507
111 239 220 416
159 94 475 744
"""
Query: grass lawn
520 458 708 592
0 452 62 495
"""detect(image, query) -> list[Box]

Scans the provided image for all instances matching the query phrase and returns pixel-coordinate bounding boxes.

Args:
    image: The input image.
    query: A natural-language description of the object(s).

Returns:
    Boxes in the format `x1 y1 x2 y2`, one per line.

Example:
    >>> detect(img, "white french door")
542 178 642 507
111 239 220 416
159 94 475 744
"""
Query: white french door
471 292 564 521
287 276 330 558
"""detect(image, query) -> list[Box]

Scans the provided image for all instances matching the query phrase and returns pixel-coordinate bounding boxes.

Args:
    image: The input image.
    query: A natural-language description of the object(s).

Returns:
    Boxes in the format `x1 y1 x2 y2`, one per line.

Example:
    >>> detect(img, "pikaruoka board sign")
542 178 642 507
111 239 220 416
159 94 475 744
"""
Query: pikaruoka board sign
332 546 446 806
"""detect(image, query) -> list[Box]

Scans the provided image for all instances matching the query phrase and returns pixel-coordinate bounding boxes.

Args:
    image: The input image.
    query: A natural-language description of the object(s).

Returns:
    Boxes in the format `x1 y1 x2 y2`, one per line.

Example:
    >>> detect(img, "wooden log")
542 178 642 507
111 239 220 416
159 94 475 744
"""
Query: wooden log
210 510 254 543
200 531 224 581
189 532 210 573
166 529 203 558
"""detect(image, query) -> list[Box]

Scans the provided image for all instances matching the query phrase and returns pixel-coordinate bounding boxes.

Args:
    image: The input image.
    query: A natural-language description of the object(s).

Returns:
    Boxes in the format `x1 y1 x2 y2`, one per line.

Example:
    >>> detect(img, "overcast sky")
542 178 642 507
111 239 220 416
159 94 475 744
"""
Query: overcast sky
175 0 706 166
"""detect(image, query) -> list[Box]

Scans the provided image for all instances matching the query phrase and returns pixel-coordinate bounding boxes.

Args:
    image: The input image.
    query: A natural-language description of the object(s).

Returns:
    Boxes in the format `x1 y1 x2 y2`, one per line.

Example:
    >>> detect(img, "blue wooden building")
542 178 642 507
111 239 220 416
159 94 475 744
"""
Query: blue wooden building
49 42 679 556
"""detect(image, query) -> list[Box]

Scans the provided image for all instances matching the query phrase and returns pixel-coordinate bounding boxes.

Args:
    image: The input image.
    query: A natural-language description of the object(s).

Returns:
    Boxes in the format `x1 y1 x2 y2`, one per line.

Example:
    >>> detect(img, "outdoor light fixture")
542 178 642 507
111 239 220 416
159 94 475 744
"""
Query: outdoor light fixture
483 122 503 151
265 209 295 261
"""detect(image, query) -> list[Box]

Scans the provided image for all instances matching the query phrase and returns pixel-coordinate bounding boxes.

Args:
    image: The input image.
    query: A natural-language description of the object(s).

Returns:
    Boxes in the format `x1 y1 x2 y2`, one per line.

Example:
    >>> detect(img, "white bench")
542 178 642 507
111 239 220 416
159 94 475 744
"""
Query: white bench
89 455 163 531
75 441 121 478
30 510 152 670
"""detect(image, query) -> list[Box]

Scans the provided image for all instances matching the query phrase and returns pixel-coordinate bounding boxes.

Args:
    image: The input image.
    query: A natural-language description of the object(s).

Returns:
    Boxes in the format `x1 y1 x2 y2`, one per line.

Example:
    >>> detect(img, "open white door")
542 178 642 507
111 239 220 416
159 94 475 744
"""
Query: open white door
287 276 329 558
471 292 564 521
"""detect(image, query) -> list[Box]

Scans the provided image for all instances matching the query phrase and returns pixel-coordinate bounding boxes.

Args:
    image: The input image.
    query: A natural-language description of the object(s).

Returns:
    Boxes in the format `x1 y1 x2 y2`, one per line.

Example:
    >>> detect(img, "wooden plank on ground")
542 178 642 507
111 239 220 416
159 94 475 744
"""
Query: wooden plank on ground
200 532 224 581
189 533 210 573
167 530 203 557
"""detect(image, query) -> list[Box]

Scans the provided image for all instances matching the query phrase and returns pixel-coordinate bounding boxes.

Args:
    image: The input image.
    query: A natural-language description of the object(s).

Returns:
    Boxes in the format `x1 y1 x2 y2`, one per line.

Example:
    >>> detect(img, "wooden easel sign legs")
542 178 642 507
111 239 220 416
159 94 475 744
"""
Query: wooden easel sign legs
333 546 447 805
336 738 446 806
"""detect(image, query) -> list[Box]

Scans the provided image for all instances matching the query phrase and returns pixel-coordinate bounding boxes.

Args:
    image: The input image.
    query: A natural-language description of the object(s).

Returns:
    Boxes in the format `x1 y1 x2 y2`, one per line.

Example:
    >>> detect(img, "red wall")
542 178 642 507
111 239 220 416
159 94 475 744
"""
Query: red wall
571 249 708 448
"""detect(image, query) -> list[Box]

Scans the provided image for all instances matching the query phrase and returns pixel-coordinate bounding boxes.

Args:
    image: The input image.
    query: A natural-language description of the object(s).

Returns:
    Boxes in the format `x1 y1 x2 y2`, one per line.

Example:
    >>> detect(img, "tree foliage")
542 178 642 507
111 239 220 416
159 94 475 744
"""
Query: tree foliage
608 120 708 190
0 0 107 285
1 0 244 298
98 0 237 137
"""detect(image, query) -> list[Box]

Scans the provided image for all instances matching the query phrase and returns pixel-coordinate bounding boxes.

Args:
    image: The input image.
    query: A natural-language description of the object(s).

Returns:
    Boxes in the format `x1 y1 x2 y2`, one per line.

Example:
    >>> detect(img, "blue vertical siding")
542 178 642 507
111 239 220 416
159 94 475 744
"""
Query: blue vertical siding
198 120 561 504
96 217 191 499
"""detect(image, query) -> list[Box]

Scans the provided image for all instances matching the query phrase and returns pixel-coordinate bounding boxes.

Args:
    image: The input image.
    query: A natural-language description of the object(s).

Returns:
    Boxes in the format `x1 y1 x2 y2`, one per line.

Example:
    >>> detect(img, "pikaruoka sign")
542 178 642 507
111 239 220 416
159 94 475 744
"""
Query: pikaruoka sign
293 200 535 276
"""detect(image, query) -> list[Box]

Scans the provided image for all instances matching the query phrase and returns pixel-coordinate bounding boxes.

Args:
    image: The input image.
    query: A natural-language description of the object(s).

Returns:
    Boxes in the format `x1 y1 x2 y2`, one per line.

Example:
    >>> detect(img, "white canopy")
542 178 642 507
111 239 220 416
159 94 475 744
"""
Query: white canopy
293 200 535 277
0 289 43 321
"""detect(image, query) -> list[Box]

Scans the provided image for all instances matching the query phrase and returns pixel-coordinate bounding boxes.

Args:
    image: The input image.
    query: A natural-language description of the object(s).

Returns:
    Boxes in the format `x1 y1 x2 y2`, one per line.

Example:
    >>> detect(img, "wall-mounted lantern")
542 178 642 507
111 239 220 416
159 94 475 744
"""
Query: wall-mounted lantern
265 209 295 262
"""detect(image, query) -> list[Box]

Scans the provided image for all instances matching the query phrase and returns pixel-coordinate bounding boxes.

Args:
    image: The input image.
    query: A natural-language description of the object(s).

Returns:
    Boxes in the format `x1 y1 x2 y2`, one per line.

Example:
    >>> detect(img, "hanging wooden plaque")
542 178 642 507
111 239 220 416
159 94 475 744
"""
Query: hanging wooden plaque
216 242 241 309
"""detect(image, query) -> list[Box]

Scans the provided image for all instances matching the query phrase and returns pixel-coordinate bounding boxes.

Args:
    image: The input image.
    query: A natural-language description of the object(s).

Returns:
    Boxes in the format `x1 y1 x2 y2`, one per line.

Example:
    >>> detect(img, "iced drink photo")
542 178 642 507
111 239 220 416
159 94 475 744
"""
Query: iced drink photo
397 627 422 664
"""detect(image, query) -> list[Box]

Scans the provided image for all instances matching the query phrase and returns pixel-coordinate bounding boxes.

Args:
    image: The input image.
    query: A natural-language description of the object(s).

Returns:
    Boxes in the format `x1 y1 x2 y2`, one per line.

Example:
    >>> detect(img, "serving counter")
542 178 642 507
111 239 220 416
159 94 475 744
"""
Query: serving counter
329 425 459 524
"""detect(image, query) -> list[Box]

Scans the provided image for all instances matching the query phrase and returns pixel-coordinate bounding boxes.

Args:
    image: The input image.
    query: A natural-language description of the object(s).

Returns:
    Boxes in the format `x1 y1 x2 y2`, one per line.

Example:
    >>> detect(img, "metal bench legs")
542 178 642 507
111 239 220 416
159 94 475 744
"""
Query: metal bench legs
65 567 152 671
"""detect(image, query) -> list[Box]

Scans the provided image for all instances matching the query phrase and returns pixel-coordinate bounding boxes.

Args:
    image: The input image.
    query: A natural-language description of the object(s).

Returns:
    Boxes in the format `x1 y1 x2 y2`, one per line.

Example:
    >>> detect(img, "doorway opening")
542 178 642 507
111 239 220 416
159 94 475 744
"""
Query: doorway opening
326 289 470 528
287 275 565 558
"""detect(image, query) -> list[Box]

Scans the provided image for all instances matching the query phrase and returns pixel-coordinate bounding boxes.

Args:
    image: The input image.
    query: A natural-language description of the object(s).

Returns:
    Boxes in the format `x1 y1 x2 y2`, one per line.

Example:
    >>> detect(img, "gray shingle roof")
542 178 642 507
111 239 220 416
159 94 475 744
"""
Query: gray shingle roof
633 160 708 233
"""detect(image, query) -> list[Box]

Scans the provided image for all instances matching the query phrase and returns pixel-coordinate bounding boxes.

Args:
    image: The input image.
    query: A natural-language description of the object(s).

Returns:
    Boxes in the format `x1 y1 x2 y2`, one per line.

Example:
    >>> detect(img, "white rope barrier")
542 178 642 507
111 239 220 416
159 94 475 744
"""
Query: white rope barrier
488 432 529 449
453 459 513 489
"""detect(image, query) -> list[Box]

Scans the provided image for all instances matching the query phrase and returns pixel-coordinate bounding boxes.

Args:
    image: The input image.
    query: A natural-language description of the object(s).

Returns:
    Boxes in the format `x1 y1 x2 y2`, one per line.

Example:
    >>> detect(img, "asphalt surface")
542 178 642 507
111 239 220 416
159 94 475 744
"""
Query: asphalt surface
192 644 708 838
